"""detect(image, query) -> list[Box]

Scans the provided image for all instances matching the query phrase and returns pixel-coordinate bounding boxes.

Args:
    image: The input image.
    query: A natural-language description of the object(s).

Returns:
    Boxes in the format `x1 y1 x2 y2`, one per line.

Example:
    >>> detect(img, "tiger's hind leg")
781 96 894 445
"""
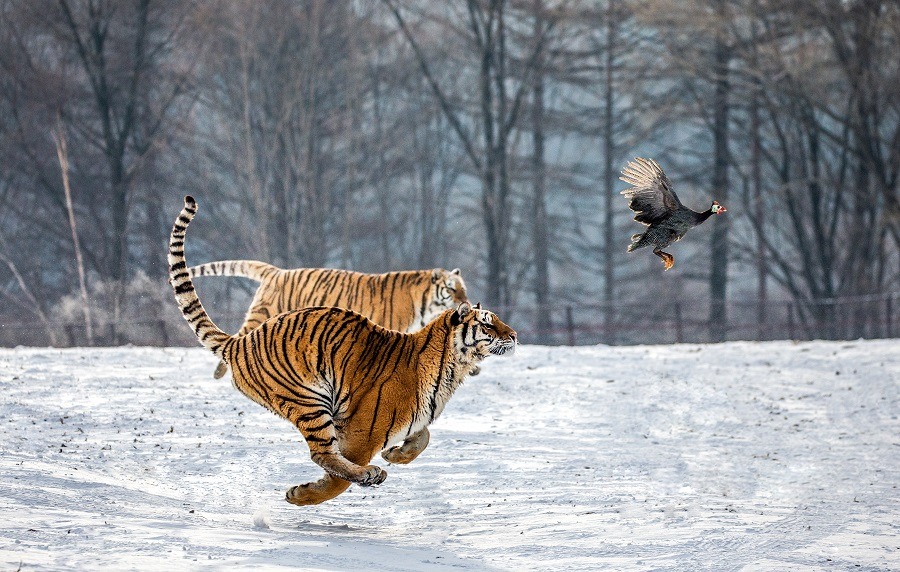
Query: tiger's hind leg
285 473 351 506
287 416 386 505
213 361 229 379
381 427 430 465
296 414 387 489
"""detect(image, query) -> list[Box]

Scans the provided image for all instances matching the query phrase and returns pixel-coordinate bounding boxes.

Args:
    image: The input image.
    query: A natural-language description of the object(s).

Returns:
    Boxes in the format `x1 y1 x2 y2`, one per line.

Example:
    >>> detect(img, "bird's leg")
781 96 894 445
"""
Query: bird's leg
653 249 675 271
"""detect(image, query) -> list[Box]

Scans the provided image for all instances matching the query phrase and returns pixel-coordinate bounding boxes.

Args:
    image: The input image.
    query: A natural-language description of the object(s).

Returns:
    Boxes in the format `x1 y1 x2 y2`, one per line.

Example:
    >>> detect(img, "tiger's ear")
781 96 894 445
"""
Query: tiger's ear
451 301 472 325
431 269 442 283
473 302 482 310
451 268 461 275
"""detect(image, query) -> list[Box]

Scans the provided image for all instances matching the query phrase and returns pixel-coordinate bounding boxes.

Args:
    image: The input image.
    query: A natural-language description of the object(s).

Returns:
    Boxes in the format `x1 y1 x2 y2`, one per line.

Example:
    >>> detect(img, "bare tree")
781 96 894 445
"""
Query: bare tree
708 0 732 342
530 0 551 340
194 1 370 268
52 122 93 345
0 0 194 343
0 250 58 345
725 0 898 337
55 0 191 279
0 0 896 347
383 0 558 306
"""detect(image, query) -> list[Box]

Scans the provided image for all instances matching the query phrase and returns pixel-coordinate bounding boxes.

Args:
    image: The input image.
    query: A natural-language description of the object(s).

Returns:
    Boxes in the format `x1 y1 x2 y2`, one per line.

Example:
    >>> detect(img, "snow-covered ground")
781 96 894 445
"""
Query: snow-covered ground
1 340 897 571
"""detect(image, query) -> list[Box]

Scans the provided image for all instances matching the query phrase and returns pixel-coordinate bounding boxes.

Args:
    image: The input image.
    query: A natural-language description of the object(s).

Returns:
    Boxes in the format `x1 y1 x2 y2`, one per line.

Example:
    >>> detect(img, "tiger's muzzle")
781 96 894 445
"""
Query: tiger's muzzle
489 333 517 356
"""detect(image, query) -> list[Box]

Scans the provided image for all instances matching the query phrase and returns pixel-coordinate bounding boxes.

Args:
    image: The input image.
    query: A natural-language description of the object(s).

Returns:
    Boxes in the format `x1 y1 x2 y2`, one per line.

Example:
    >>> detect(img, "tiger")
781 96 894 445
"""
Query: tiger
187 260 469 379
168 196 517 506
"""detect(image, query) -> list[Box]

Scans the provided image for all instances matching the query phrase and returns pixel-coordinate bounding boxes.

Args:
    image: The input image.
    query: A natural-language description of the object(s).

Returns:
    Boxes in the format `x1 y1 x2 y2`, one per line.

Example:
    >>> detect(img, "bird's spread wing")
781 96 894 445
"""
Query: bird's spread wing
619 158 682 225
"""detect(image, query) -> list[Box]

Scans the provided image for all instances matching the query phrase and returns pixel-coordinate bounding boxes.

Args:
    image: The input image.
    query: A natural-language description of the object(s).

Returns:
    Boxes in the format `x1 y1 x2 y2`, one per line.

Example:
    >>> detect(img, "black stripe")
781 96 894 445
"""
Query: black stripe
306 419 334 433
382 409 398 450
298 409 330 422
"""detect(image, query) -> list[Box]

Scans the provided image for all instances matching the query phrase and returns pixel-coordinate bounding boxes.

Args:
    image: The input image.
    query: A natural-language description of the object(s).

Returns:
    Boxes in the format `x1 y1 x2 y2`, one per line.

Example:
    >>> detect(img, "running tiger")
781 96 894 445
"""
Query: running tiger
188 260 469 379
168 196 517 505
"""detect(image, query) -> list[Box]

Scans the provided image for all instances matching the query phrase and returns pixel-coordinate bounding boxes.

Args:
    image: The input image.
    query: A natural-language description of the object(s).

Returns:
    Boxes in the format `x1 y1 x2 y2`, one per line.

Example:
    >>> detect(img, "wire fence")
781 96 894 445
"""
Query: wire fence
495 291 899 345
1 292 897 347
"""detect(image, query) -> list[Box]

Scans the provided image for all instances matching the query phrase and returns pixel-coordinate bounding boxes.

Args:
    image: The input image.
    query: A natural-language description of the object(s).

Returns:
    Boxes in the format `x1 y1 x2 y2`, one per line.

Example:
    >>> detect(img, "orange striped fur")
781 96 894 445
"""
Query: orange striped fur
188 260 468 378
168 197 517 505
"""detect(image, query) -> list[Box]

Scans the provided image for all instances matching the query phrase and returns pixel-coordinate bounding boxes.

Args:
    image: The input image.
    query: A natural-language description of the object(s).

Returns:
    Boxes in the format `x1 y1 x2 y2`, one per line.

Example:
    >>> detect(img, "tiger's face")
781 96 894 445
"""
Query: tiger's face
451 302 517 365
428 268 469 315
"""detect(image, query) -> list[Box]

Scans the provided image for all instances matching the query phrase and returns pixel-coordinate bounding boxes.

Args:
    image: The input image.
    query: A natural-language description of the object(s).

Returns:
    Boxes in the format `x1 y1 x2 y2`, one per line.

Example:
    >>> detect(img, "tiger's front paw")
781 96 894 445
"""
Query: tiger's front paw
357 465 387 487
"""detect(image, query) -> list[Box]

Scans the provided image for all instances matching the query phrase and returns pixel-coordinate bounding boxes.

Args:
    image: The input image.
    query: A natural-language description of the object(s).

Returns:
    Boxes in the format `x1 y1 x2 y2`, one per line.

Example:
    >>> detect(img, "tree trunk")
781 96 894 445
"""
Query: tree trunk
531 0 550 342
54 124 93 346
750 0 766 341
709 0 730 342
602 0 617 345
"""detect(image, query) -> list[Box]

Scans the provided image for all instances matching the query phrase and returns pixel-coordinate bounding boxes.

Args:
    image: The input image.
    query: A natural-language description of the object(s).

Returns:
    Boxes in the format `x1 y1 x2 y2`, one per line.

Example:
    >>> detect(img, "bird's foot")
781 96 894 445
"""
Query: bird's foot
658 252 675 271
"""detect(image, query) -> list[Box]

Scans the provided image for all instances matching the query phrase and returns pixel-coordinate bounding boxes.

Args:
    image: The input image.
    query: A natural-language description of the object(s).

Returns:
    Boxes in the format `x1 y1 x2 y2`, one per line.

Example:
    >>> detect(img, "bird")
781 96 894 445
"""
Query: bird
620 157 726 271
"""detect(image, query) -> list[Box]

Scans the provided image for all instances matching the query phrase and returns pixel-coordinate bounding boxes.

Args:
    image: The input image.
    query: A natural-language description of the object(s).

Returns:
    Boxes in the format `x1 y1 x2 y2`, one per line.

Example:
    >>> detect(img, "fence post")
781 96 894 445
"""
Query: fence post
887 297 893 339
565 306 575 346
605 305 616 346
787 302 795 340
158 320 169 347
675 301 683 344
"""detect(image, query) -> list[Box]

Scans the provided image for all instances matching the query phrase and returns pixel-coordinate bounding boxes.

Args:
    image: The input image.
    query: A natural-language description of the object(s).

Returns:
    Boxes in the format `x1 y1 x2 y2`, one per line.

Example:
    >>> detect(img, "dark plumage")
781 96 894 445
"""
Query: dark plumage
620 158 726 270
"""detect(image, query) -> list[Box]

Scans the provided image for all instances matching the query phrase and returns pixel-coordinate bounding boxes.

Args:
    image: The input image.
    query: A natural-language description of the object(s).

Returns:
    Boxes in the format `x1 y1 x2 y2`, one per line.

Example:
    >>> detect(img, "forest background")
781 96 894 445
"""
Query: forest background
0 0 897 347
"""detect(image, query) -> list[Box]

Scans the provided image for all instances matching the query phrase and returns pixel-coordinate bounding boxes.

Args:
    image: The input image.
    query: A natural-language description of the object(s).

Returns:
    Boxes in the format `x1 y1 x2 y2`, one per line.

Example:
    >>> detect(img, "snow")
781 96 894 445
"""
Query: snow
1 340 898 571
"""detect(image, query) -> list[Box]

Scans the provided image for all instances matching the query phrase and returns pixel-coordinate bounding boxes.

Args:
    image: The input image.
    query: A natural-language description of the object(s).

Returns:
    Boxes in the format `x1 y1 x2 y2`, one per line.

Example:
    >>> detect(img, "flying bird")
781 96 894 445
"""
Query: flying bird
620 158 726 271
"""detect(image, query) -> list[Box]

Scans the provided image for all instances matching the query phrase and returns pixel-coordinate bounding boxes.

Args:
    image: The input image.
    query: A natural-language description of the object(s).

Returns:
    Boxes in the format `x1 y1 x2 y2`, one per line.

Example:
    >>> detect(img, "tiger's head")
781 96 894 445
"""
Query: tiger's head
426 268 469 318
450 302 517 365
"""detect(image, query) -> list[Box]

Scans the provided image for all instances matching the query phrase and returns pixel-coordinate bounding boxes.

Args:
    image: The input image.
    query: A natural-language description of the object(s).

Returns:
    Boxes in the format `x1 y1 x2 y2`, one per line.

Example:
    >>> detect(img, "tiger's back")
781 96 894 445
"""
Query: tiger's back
189 260 468 379
249 267 454 333
190 262 467 335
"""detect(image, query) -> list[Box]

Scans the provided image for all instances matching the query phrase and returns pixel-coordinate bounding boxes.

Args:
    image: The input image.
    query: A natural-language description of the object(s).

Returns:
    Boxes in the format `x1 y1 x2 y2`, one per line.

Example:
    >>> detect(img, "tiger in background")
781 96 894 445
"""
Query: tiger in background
188 260 469 379
169 196 517 505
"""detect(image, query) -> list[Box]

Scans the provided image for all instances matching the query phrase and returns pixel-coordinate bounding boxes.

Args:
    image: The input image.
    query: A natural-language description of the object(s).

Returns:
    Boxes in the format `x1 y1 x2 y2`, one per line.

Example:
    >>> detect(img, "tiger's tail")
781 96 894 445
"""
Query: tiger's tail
187 259 279 282
168 196 232 358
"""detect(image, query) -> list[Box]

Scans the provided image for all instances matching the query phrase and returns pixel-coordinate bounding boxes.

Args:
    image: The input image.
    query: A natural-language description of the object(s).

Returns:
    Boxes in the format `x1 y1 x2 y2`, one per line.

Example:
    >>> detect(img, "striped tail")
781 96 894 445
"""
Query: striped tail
168 196 232 357
187 260 279 282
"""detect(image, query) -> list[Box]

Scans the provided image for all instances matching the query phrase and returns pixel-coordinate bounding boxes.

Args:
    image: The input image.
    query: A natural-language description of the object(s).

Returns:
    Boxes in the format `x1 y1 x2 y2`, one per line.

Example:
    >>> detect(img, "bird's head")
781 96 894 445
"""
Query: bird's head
711 201 727 215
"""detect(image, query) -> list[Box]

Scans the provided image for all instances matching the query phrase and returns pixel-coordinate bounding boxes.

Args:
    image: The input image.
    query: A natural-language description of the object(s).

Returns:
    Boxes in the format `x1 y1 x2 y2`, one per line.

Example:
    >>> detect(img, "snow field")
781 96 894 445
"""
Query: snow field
0 340 897 570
